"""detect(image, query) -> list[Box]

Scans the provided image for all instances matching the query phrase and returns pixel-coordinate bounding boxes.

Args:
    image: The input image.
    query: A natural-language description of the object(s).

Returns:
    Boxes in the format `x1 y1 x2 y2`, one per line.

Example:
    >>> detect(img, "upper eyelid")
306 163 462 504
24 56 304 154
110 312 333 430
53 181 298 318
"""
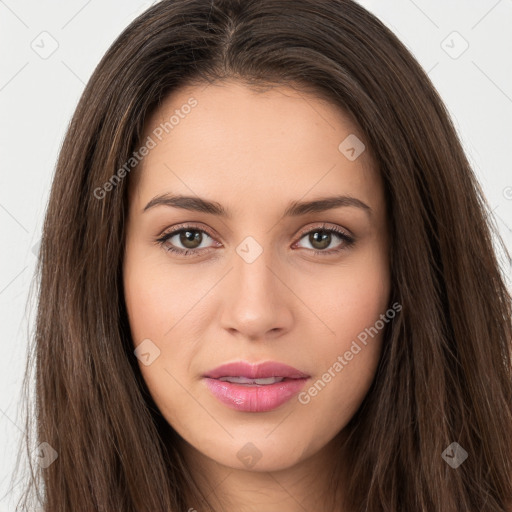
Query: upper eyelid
158 223 216 241
296 223 351 238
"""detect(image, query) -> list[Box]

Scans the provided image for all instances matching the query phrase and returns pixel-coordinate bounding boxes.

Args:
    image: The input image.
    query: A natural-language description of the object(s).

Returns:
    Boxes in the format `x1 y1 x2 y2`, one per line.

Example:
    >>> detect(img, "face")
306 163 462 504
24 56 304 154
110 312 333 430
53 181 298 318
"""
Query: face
123 80 390 473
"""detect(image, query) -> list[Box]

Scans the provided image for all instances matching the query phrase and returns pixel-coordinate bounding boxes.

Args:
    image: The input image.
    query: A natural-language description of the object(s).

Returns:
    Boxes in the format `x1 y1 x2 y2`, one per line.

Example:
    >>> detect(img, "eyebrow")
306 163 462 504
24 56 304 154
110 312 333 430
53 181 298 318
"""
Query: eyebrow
143 193 372 218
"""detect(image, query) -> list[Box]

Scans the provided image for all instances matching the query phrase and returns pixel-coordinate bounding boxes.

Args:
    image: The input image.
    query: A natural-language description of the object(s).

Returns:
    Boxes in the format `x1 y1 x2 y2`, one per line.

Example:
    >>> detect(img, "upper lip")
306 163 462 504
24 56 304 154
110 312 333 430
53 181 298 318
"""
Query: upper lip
203 361 309 380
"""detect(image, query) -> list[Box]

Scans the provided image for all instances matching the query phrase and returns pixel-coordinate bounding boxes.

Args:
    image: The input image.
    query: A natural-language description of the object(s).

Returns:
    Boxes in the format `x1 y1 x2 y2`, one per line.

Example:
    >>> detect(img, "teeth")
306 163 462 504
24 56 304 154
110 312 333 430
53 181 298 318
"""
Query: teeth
218 376 285 385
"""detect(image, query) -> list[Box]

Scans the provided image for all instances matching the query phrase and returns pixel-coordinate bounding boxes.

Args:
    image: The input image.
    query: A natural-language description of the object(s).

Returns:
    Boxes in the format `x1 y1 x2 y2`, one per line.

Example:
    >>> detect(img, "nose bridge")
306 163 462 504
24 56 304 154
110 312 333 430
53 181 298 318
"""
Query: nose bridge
233 234 277 297
218 233 291 337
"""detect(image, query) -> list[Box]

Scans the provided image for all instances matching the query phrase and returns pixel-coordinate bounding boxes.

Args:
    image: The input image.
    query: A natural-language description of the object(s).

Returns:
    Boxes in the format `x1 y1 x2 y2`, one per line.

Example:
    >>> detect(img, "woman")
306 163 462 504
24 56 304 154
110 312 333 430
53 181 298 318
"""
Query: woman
12 0 512 510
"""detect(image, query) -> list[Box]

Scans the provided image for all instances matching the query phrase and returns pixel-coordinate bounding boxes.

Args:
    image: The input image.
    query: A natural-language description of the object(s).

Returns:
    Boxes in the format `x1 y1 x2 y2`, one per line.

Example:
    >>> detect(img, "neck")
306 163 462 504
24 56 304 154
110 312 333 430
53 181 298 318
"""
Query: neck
177 431 349 512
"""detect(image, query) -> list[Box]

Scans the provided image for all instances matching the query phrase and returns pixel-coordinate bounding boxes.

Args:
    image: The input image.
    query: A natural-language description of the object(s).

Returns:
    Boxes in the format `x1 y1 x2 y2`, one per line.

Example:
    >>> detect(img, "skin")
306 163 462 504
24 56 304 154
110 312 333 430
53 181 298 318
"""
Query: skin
123 80 391 511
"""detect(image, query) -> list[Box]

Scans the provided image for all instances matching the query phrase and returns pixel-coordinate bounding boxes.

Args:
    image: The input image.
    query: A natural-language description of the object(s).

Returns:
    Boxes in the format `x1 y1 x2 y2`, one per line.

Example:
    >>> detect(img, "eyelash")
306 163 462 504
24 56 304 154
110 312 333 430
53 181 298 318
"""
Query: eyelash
155 223 355 258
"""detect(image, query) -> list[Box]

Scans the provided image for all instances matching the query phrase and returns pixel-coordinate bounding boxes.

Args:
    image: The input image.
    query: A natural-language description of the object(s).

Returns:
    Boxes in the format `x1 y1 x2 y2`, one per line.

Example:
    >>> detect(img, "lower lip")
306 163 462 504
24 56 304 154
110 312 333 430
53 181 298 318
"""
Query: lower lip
203 377 309 412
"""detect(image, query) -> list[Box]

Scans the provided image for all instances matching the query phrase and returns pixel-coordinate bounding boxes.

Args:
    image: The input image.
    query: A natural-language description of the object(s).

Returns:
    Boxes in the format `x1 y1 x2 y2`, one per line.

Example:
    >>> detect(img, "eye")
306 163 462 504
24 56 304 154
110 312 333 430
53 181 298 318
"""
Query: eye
155 224 218 256
293 224 355 255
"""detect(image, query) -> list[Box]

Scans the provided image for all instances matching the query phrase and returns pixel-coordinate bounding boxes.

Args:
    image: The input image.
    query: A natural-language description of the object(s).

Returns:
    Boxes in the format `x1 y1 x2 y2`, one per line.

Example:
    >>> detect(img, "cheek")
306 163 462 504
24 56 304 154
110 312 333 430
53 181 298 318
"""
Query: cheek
309 242 390 348
123 245 204 342
297 243 390 413
124 270 176 338
123 253 200 420
123 246 208 388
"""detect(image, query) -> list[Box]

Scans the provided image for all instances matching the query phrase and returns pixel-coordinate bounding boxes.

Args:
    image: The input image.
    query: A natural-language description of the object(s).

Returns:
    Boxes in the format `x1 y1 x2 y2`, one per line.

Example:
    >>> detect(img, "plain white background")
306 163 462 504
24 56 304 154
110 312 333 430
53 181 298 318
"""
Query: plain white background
1 0 511 510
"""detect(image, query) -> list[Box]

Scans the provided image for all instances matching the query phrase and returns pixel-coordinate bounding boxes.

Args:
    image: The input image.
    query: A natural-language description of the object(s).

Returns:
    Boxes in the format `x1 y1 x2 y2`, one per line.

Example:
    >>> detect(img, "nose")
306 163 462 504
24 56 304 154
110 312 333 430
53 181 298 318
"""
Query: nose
218 243 294 341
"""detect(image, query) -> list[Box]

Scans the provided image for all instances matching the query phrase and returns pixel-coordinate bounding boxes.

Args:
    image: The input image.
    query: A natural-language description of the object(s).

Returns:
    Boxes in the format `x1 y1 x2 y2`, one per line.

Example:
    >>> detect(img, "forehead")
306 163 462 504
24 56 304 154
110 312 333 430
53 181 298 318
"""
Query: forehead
130 80 384 216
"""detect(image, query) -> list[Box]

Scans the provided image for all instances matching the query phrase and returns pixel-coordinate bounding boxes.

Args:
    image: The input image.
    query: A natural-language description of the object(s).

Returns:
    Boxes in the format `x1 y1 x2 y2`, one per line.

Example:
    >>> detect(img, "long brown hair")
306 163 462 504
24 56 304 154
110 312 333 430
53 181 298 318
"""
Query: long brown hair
11 0 512 510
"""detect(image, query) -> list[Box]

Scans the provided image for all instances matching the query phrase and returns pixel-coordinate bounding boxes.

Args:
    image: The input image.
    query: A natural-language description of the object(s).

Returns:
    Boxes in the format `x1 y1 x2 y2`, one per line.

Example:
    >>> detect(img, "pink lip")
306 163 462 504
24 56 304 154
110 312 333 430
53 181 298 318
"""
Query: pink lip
203 361 310 412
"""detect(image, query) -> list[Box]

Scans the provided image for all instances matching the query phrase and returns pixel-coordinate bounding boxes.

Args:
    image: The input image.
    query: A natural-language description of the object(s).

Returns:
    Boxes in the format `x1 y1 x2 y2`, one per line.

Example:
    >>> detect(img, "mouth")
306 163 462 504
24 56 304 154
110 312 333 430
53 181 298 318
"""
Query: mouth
203 360 309 380
216 376 292 386
202 360 310 412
